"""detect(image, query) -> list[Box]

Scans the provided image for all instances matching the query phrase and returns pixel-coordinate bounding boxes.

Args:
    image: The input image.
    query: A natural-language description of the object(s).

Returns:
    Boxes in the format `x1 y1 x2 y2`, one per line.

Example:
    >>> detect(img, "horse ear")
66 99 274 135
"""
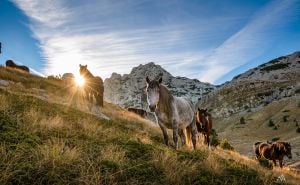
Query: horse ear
146 76 150 84
85 65 87 67
158 77 162 84
198 108 201 112
79 64 82 67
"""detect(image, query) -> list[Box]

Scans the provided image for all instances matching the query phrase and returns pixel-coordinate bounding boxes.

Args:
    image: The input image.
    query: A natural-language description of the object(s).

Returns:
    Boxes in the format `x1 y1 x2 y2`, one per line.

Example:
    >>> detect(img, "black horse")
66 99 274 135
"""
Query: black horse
79 64 104 107
6 60 29 73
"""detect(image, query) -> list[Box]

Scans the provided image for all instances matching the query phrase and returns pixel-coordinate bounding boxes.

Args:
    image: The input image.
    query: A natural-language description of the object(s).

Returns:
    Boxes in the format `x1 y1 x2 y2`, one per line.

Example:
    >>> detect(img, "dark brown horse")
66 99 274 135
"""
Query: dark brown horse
79 64 104 107
196 108 212 146
127 107 147 118
253 141 292 168
5 60 29 73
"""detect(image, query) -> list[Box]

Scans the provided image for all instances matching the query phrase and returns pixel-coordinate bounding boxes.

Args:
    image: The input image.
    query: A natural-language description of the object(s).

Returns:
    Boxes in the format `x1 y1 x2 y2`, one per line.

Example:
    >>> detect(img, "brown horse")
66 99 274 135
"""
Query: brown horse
79 64 104 107
253 141 292 168
196 108 212 146
6 60 29 73
127 107 147 118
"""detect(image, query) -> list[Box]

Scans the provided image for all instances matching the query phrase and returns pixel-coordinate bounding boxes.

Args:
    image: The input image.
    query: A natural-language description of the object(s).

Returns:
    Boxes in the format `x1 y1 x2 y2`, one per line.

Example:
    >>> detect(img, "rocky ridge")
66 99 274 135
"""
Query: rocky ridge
199 51 300 118
104 62 215 110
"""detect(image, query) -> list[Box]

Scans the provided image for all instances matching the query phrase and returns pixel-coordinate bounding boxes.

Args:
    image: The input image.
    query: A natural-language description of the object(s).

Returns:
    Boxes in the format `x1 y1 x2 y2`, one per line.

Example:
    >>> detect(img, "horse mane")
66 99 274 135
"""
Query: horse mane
81 68 94 79
158 84 174 117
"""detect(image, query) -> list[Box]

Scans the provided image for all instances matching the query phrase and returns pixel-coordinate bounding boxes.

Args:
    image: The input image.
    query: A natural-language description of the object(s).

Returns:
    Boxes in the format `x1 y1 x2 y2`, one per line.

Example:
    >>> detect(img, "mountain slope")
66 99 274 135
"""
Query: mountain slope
198 52 300 171
199 51 300 118
1 67 299 184
104 62 215 110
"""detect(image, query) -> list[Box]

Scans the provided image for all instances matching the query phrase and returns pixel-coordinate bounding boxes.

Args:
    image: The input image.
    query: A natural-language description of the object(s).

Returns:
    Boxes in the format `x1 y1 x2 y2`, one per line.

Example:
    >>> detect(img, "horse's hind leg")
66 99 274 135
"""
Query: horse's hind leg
172 120 179 150
188 121 198 150
179 128 186 146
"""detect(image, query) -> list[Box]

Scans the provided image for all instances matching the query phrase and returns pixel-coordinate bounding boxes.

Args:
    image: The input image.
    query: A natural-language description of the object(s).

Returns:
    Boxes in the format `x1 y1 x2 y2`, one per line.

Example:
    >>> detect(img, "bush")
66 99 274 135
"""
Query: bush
258 157 273 169
273 125 278 130
260 63 289 72
240 117 246 124
268 119 275 127
283 115 289 122
219 139 234 151
210 129 220 147
297 127 300 133
271 137 280 142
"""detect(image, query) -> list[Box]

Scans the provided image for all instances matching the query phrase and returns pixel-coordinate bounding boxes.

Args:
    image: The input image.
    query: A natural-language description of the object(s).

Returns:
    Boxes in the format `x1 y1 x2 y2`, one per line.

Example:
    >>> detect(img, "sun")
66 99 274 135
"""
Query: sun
74 75 85 87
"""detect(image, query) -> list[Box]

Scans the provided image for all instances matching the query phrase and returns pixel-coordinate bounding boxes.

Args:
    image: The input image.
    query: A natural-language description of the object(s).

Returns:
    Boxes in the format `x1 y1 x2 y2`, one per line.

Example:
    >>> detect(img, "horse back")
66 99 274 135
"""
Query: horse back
173 97 195 125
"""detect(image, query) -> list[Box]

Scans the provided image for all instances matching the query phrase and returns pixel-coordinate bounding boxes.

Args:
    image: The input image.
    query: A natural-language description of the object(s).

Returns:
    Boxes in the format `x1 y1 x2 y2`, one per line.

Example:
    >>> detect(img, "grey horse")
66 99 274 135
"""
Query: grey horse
145 76 197 149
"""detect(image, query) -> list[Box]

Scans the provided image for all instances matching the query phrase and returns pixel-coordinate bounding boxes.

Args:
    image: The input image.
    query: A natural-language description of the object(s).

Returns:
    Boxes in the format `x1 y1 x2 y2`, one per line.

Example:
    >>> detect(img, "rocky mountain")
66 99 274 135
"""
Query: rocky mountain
104 62 215 110
198 51 300 118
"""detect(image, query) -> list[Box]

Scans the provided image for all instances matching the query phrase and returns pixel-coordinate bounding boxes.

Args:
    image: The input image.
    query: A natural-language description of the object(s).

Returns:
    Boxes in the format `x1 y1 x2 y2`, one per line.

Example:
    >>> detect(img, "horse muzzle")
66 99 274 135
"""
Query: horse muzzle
149 105 156 112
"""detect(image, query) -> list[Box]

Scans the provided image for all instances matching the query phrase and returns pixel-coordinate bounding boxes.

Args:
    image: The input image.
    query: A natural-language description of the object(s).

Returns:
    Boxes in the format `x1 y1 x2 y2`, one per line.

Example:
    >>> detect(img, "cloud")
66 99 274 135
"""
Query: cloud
188 0 297 83
11 0 297 84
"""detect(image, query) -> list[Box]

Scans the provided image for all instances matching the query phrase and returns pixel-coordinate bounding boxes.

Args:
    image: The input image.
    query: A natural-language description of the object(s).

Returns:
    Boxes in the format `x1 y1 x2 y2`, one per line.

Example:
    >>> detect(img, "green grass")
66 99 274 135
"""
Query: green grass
219 139 235 151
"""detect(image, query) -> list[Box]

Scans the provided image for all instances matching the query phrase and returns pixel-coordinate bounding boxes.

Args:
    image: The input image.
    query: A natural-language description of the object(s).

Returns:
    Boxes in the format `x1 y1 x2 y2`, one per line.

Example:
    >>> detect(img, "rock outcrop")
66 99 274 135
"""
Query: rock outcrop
104 62 215 110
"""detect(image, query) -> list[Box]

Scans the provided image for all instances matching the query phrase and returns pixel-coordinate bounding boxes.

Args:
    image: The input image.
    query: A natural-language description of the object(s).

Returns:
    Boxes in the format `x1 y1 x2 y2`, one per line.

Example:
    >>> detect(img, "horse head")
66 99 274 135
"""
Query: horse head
283 142 292 159
145 76 162 112
197 108 208 124
273 142 292 159
79 64 88 77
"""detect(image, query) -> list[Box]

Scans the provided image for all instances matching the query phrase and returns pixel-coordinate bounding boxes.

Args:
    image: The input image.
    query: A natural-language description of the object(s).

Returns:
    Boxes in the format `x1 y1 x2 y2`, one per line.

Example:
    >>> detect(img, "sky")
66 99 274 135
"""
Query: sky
0 0 300 84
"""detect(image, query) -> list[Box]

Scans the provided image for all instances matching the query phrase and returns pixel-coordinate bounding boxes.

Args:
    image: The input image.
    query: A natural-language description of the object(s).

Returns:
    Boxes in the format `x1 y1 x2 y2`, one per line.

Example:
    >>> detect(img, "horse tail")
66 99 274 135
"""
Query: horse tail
253 142 262 158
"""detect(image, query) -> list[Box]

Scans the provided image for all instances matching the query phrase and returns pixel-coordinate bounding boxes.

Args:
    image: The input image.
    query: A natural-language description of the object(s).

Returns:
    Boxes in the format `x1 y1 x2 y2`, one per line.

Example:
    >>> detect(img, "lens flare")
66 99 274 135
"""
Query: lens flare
74 75 85 87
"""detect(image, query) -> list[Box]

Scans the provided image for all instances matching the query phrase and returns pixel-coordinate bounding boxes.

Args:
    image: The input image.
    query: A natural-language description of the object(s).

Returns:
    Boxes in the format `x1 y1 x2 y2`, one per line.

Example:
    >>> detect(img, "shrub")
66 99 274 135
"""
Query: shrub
210 129 220 147
240 117 246 124
271 137 280 142
268 119 275 127
273 125 278 130
297 127 300 133
260 63 289 72
219 139 234 151
258 157 273 169
283 115 289 122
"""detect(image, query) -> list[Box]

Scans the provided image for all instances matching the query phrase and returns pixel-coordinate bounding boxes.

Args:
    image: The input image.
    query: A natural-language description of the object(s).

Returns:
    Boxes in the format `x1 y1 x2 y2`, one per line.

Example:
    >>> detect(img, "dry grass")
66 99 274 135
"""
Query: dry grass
0 67 299 184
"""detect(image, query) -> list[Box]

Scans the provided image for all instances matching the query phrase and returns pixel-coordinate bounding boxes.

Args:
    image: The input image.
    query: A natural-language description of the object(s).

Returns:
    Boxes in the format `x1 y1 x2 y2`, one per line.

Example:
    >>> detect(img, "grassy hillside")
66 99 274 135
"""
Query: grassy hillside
214 98 300 170
0 67 299 184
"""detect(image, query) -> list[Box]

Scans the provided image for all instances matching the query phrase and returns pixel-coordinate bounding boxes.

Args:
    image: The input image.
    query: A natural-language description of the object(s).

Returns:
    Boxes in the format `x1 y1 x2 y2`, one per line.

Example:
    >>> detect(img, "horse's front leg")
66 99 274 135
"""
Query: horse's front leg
273 160 277 166
172 120 179 150
279 160 283 168
158 121 169 146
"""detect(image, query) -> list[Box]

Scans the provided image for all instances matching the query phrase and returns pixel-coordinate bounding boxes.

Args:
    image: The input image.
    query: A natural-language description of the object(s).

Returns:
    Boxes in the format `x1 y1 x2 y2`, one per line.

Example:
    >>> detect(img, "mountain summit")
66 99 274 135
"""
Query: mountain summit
104 62 215 109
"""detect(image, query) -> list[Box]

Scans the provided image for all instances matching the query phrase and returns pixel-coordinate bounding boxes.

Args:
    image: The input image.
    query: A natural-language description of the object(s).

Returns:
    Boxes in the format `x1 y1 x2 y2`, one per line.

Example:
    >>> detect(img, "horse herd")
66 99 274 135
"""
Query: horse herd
4 61 293 168
144 76 293 168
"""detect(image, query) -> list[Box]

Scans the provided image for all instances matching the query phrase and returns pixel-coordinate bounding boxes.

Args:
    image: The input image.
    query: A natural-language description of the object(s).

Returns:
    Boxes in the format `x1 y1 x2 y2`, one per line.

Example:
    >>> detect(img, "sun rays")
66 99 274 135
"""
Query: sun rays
74 75 85 87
